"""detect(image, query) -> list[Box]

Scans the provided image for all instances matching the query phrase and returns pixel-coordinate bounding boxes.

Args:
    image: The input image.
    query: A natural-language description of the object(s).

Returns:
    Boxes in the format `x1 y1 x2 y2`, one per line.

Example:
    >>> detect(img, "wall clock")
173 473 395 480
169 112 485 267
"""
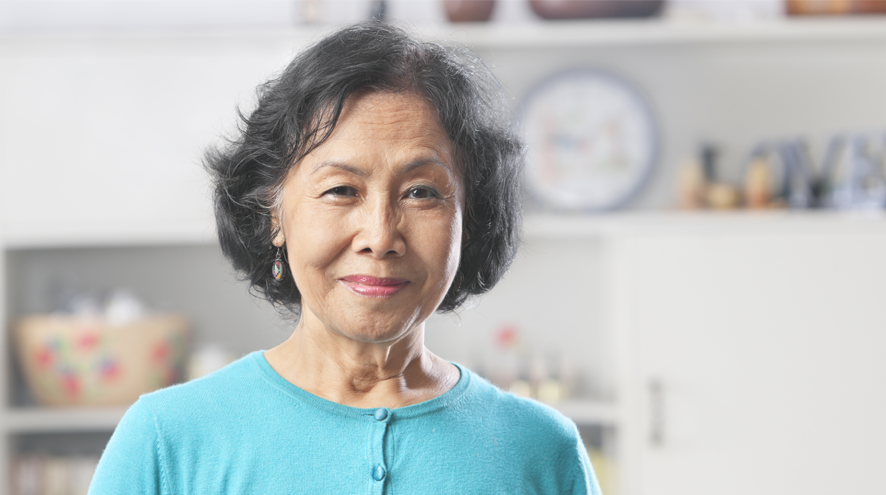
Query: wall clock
521 69 658 211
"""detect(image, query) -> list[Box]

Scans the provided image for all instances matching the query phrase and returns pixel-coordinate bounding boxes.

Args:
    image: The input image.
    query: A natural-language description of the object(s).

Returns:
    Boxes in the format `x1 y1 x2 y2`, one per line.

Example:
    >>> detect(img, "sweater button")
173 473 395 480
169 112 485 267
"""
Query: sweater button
373 408 389 421
373 465 387 481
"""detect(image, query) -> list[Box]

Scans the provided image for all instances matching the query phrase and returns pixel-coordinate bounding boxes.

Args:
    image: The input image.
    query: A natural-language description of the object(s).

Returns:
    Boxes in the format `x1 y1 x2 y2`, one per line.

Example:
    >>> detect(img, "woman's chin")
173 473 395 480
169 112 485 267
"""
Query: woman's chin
329 312 424 345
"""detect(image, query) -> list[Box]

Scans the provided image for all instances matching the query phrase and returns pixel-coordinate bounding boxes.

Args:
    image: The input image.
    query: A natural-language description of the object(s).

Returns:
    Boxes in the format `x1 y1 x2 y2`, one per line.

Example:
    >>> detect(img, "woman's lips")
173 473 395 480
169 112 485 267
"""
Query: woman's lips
340 275 410 297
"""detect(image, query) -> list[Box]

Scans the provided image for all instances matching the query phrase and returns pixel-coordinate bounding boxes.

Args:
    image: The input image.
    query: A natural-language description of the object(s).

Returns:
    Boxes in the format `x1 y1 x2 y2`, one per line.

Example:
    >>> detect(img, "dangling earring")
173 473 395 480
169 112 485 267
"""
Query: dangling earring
272 247 285 281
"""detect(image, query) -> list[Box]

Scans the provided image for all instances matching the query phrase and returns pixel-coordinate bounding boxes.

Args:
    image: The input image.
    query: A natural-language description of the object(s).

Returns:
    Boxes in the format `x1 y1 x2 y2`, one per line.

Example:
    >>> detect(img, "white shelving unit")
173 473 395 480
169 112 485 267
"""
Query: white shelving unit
0 400 618 436
4 211 886 493
435 17 886 47
3 17 886 494
1 221 217 250
523 210 886 238
5 16 885 47
4 408 129 435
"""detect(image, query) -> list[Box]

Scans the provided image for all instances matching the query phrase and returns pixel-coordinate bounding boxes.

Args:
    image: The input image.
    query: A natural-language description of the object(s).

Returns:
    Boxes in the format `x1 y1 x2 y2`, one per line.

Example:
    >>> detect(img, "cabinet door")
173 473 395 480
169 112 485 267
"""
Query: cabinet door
616 231 886 495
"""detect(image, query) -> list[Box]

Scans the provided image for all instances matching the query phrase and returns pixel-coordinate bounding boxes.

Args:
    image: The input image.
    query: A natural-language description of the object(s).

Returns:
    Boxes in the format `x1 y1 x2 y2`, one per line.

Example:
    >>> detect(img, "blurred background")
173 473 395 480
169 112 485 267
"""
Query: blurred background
2 0 886 494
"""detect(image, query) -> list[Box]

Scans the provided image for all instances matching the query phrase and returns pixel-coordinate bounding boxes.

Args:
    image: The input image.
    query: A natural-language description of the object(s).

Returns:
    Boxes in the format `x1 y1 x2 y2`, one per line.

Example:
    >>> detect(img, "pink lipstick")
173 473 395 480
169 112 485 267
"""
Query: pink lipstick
340 275 410 297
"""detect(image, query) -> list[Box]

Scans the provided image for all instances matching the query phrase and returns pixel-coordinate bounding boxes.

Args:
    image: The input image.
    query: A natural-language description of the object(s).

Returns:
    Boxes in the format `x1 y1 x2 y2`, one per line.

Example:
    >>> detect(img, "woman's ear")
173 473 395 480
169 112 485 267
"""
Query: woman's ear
271 213 285 248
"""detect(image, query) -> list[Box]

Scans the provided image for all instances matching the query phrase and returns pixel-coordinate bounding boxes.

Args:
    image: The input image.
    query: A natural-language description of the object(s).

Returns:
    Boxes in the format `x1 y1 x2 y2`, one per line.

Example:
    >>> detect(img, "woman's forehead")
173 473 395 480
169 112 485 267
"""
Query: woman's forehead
300 91 457 172
337 91 445 139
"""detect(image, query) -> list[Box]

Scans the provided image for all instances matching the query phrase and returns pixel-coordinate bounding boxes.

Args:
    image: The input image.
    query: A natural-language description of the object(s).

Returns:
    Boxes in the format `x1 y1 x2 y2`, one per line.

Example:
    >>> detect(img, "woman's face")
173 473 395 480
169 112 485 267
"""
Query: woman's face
274 91 464 344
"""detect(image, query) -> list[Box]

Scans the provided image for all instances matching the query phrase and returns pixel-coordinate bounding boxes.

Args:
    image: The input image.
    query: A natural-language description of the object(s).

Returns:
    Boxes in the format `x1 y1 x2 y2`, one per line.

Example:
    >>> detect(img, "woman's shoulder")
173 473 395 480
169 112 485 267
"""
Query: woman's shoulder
425 367 598 494
460 367 581 442
136 351 267 420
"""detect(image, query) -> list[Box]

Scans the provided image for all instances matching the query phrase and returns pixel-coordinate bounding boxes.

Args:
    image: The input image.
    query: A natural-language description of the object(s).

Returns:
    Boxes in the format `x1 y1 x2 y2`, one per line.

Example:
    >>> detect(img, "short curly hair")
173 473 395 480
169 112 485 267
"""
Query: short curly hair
206 22 524 316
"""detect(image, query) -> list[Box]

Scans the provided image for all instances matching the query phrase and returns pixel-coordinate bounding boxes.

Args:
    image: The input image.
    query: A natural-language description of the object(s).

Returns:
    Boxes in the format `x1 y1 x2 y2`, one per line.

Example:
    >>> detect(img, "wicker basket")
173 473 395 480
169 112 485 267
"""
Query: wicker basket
14 315 189 407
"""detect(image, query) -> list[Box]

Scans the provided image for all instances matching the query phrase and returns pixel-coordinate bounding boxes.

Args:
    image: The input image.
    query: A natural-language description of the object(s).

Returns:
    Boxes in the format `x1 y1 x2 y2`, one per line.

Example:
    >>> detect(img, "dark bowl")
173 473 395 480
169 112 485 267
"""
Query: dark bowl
529 0 664 19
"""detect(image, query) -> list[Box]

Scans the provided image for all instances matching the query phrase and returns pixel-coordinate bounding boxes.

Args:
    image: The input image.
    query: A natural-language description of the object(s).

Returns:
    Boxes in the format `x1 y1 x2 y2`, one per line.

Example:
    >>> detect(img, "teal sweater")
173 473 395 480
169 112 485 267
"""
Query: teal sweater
89 351 602 494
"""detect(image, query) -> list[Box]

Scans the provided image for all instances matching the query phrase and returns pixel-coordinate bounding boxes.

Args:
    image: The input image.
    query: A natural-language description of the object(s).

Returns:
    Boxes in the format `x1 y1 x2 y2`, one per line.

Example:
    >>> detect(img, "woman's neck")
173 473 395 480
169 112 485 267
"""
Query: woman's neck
263 316 459 409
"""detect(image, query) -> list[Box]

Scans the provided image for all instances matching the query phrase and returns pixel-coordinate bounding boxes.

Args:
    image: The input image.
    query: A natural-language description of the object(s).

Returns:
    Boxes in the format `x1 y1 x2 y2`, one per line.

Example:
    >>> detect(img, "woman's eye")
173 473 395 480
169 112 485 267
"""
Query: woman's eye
407 187 438 200
325 186 358 197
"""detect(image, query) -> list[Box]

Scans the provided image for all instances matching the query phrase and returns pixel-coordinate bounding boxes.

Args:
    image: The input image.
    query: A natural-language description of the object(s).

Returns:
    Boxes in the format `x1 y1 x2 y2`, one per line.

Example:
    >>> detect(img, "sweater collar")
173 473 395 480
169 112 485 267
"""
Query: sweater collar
249 350 473 421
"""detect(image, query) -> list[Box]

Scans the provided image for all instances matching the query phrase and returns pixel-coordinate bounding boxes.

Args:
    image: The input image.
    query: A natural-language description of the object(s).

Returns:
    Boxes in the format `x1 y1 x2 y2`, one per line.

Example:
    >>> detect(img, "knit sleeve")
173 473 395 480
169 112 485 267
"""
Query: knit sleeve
88 399 165 495
574 429 604 495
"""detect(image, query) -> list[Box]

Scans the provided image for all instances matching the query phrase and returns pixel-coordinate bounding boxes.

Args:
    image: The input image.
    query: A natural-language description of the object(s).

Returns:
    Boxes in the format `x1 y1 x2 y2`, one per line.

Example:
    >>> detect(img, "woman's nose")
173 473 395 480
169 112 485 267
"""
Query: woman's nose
352 197 406 258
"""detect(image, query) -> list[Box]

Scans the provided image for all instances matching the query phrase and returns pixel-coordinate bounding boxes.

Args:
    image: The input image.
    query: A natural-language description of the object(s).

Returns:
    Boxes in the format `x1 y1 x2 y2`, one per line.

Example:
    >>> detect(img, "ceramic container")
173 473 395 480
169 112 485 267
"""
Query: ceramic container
15 314 188 407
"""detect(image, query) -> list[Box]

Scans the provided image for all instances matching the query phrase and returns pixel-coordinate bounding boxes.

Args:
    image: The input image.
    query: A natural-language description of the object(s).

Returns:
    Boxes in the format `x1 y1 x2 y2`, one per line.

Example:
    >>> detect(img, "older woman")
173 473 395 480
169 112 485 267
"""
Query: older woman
90 23 601 494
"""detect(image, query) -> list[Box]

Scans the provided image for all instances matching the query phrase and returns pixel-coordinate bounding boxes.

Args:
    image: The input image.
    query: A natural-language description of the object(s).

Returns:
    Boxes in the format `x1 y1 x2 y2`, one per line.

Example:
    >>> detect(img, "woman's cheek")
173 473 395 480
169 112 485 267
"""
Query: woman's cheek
434 211 462 278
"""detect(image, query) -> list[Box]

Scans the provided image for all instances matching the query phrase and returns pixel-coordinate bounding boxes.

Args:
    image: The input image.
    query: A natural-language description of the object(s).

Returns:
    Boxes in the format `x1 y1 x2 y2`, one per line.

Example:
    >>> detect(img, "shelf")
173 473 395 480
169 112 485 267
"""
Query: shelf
2 17 886 50
4 407 128 434
553 400 620 426
523 210 886 240
437 17 886 48
1 219 216 249
1 399 616 435
4 211 885 249
1 210 884 250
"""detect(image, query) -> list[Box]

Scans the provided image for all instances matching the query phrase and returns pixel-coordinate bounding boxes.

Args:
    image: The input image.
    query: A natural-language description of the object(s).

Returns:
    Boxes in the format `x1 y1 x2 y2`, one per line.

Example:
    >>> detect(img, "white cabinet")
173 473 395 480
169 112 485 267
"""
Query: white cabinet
609 217 886 495
432 212 886 495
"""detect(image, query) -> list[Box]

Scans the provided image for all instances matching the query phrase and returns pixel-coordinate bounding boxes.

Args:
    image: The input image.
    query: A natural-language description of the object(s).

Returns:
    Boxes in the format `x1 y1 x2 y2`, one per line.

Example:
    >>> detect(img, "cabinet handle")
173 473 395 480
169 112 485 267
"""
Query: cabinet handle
649 378 664 446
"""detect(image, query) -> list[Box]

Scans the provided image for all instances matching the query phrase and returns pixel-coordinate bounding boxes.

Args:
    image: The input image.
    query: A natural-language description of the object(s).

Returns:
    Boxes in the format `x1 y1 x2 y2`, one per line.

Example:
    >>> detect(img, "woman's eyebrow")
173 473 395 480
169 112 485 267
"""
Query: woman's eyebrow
310 158 453 177
310 161 368 177
399 158 454 176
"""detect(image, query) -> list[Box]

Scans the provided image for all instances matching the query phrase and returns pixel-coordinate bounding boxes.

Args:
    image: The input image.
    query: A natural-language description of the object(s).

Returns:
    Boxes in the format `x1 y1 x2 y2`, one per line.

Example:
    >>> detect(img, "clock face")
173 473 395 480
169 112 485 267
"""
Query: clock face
522 69 657 211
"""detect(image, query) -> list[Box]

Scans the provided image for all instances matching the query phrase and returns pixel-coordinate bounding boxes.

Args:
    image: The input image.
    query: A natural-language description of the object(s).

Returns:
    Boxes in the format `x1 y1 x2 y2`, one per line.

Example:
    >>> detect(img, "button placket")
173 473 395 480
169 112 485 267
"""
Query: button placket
368 409 390 494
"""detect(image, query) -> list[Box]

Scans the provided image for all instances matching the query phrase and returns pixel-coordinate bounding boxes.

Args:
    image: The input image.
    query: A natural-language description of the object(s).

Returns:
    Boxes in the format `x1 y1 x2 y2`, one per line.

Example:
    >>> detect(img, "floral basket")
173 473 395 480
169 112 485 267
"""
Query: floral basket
14 315 188 407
